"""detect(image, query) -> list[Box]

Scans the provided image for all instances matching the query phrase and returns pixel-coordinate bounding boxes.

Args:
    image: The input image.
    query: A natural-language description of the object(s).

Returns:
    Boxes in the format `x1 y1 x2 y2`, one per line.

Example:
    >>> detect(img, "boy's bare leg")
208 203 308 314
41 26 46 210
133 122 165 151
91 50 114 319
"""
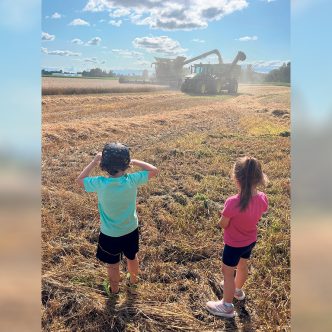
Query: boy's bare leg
107 263 120 293
221 263 236 303
235 258 248 289
127 254 139 284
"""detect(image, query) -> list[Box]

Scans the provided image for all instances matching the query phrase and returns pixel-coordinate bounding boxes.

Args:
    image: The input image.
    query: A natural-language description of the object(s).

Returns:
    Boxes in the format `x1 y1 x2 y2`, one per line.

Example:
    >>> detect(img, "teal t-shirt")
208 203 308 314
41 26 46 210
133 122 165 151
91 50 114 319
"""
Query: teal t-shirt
83 171 149 237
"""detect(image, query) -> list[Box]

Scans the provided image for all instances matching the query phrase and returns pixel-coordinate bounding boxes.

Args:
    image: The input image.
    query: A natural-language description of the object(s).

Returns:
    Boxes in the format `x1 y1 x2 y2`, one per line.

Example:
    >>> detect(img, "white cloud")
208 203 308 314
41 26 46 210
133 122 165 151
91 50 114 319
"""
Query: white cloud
71 38 84 45
83 0 248 30
41 47 81 57
133 35 187 56
87 36 102 45
51 12 62 19
84 57 98 63
109 19 122 27
250 60 290 69
69 18 90 26
111 8 131 17
42 32 55 41
237 35 258 41
192 38 205 43
112 49 143 58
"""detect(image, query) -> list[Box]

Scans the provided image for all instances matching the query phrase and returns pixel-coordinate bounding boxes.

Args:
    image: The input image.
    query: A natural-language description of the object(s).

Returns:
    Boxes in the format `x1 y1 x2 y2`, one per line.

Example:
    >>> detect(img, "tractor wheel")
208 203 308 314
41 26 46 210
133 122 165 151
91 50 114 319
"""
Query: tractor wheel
216 81 222 94
196 82 206 94
228 80 238 94
208 80 218 94
207 80 221 95
181 80 190 93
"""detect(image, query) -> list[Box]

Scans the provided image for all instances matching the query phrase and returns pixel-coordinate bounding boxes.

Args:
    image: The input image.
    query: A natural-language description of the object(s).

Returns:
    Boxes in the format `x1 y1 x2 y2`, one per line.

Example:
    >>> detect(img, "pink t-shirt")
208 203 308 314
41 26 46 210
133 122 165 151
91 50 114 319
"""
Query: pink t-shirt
222 191 268 247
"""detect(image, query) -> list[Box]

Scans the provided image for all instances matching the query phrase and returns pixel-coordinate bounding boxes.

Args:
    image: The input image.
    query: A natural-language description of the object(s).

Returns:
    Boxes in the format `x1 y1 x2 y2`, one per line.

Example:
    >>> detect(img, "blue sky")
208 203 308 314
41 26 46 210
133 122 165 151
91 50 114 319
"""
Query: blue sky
42 0 290 73
2 0 332 158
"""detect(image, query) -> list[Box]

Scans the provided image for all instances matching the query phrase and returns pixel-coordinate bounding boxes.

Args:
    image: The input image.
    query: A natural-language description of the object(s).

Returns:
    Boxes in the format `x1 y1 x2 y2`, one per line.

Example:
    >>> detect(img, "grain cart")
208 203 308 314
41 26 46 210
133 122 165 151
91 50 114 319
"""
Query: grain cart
181 51 246 94
152 49 223 88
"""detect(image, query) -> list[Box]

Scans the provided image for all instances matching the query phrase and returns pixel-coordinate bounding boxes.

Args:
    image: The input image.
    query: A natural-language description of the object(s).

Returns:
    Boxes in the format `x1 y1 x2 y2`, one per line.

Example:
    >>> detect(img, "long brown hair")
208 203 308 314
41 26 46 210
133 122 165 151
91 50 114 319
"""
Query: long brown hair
233 156 267 211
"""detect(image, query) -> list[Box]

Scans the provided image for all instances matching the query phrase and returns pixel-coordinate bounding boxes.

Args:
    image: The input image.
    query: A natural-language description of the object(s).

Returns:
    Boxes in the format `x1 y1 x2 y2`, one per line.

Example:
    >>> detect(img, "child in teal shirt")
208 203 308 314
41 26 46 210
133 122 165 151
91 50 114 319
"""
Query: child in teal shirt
77 142 158 294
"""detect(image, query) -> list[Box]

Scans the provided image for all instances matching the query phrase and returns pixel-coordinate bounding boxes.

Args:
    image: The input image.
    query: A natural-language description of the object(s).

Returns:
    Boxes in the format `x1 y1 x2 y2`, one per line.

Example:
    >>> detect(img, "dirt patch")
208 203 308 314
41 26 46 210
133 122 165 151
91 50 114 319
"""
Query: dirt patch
272 109 288 117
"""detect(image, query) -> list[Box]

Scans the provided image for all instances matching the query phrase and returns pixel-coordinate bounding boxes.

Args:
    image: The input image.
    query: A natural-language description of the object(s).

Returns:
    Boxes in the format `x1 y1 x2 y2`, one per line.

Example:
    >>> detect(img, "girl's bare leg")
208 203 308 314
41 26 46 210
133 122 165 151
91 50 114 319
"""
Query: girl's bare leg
235 258 249 289
107 263 120 293
222 263 236 303
127 254 139 284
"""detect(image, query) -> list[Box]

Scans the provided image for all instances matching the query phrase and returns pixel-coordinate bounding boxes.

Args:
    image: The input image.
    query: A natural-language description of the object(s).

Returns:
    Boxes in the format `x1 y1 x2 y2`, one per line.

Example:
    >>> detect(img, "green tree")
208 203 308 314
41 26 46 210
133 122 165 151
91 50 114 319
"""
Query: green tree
265 62 290 83
82 68 116 77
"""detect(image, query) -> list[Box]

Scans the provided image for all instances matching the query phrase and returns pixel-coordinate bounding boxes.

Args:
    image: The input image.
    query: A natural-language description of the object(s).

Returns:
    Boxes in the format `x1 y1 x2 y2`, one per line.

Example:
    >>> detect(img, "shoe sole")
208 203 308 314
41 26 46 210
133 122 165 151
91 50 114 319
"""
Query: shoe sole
206 306 235 318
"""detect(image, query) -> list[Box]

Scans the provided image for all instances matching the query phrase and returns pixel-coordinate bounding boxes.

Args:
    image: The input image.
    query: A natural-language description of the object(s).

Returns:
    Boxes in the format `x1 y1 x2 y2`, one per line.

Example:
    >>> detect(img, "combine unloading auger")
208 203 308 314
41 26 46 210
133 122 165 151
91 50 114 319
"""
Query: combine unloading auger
183 49 223 66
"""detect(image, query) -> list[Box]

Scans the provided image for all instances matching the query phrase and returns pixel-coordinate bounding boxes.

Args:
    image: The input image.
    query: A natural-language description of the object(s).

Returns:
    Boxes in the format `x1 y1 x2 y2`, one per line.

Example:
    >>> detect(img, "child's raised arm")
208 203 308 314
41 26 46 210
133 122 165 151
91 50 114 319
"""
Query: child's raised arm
77 152 102 187
130 159 158 179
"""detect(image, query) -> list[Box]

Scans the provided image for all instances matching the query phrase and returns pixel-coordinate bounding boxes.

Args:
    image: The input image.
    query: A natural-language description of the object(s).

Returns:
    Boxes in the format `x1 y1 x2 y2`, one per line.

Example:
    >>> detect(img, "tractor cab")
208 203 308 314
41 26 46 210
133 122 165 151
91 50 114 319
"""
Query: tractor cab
191 63 214 75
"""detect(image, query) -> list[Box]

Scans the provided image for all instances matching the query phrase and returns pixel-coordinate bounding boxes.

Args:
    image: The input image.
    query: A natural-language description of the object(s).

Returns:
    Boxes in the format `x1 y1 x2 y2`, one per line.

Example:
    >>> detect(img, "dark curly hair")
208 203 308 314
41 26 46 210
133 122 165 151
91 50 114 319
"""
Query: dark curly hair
100 142 130 176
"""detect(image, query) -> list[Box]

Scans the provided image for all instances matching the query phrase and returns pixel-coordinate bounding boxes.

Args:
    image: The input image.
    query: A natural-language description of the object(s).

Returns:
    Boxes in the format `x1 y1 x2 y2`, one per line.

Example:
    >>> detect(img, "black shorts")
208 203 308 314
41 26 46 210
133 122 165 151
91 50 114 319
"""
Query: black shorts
221 242 256 267
96 228 139 264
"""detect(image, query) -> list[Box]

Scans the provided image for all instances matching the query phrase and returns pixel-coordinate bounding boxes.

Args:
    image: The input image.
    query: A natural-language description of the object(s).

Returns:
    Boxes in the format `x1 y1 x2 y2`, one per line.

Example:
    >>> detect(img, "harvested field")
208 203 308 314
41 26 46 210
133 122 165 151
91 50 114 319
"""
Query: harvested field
42 77 168 95
42 84 290 331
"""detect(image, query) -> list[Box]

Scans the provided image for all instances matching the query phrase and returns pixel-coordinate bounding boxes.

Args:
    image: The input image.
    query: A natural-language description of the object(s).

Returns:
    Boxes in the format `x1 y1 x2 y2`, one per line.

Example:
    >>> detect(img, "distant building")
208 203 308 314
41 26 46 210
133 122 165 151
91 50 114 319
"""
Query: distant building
52 73 82 77
42 69 82 77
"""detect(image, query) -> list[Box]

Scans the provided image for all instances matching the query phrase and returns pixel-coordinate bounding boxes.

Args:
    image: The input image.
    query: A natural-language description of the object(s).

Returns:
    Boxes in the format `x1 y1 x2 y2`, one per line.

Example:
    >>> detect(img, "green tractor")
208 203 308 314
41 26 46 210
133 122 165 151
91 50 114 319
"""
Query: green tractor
181 51 246 95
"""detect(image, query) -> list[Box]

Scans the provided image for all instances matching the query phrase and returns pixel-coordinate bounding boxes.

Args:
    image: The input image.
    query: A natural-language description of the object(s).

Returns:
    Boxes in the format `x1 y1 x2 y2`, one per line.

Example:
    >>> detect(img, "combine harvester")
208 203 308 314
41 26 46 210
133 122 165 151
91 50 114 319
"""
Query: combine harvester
152 55 187 88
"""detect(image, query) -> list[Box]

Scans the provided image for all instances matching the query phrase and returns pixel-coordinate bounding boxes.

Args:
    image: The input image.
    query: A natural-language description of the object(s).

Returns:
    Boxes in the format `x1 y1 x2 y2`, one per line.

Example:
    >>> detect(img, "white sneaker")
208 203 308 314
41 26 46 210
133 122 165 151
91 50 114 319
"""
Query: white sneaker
220 281 246 300
206 299 235 318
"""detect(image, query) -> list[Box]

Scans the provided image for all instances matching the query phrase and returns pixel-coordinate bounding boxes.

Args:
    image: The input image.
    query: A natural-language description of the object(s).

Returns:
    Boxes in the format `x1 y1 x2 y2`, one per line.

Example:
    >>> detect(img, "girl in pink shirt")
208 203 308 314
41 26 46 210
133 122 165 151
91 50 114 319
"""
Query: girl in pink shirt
206 156 268 318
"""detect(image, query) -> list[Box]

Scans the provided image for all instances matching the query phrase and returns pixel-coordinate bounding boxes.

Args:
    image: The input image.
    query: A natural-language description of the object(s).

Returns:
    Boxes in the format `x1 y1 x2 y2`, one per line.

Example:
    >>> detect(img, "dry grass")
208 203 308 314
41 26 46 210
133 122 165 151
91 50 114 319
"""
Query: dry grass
42 84 290 331
42 77 168 95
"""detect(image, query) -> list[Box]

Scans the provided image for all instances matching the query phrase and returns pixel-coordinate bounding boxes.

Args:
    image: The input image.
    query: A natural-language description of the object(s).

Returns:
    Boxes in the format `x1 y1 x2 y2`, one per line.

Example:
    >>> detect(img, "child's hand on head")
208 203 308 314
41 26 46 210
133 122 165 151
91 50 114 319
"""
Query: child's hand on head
129 159 137 167
94 152 102 163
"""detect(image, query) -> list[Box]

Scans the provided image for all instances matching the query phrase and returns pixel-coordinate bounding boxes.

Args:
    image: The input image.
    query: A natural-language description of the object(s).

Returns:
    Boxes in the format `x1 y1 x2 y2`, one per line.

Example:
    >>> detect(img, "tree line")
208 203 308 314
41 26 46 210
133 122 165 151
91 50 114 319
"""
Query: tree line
240 62 290 84
81 68 116 77
42 68 116 77
265 62 290 83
